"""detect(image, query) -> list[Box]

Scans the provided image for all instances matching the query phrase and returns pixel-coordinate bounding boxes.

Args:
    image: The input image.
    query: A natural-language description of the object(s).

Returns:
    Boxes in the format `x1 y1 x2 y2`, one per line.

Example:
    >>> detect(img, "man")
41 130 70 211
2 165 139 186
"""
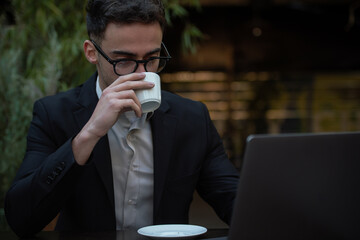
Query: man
5 0 239 237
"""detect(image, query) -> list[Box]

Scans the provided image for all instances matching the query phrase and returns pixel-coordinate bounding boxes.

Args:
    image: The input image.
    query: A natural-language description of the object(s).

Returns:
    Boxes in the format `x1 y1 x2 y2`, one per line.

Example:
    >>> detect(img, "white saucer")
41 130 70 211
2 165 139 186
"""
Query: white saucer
137 224 207 239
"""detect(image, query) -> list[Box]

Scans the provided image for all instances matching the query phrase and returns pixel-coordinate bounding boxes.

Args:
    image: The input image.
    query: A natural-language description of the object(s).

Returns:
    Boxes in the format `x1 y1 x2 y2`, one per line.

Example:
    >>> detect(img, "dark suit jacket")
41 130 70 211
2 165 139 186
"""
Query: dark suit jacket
5 73 239 237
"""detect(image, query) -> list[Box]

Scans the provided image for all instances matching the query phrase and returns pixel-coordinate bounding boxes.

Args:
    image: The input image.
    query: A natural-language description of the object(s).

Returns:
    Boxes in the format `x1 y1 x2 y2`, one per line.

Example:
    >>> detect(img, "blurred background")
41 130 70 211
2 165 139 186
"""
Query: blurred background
1 0 360 231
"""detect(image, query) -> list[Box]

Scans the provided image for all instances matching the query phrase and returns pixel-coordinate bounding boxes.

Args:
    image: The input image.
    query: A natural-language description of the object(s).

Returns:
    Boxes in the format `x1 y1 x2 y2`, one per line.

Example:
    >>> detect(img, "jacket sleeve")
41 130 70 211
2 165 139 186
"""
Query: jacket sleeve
4 100 81 238
196 102 239 225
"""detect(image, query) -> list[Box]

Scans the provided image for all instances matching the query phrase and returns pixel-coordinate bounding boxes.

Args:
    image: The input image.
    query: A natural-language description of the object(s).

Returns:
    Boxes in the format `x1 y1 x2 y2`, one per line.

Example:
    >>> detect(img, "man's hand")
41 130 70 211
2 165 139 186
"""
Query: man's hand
72 72 154 165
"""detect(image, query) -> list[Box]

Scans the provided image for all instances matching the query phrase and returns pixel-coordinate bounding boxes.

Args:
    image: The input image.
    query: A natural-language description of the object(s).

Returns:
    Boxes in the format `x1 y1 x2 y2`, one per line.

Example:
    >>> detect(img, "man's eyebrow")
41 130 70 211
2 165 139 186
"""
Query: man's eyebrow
111 50 136 57
145 48 161 56
111 47 161 57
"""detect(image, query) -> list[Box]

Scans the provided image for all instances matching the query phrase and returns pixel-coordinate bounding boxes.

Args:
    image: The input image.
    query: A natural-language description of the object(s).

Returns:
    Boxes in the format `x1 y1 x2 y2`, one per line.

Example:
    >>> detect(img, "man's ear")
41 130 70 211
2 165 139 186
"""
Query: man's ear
84 40 98 64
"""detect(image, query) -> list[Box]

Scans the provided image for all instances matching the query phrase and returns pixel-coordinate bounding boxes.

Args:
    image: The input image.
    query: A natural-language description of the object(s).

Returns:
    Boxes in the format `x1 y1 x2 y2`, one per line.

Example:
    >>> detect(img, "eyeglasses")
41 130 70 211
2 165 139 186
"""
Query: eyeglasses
90 40 171 76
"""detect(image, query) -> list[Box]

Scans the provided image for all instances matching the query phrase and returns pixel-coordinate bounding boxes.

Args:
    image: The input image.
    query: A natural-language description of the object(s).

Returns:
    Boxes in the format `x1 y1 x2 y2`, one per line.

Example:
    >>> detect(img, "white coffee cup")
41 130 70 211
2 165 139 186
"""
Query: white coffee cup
135 72 161 113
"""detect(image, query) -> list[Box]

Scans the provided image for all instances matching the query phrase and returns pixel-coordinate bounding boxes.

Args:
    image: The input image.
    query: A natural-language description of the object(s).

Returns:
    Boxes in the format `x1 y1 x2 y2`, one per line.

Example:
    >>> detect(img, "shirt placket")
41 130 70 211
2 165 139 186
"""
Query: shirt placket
123 124 141 228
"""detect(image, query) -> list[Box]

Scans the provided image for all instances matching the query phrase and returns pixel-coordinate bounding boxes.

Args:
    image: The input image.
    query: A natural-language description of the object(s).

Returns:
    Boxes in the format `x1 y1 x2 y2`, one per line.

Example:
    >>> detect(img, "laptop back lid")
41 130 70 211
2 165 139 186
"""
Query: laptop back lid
228 132 360 240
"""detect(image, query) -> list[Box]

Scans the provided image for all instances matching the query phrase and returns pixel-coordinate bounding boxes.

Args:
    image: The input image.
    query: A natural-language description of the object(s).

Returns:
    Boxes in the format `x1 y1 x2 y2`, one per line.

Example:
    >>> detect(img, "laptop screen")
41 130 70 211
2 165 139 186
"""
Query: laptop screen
228 132 360 240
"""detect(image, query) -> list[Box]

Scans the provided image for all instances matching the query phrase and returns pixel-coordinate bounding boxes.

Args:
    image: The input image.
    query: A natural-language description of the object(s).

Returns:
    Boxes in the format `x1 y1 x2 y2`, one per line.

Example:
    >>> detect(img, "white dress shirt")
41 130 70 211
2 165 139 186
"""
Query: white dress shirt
96 78 154 230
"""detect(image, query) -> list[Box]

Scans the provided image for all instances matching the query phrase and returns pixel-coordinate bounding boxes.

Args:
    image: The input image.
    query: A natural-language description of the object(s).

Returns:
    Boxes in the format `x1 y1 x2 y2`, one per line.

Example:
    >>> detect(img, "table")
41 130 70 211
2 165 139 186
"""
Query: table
0 228 228 240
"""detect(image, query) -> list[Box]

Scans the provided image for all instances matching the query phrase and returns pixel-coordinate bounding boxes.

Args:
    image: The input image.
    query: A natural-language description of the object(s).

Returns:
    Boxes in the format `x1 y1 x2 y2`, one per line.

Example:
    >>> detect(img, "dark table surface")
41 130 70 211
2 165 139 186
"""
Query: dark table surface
0 228 228 240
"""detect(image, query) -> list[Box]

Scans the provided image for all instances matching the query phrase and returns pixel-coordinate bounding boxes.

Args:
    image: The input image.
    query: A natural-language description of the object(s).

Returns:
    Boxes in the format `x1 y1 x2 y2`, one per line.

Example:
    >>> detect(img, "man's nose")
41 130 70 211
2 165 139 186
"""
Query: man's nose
135 63 146 73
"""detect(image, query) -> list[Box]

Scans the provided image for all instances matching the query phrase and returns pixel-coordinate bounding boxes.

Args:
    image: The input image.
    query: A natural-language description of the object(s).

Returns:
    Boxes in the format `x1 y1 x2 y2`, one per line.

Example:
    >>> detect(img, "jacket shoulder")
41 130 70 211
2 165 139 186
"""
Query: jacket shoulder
35 74 97 112
161 91 206 113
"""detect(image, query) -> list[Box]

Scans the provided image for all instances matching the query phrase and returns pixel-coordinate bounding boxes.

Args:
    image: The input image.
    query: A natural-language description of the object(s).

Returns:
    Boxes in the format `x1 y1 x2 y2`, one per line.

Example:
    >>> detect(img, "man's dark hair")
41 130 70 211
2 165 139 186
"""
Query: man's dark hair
86 0 166 42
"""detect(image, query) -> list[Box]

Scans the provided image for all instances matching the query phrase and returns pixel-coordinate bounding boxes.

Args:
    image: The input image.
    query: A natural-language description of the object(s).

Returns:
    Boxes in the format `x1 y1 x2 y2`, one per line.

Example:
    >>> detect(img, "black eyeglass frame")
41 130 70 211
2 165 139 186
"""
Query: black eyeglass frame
90 40 172 76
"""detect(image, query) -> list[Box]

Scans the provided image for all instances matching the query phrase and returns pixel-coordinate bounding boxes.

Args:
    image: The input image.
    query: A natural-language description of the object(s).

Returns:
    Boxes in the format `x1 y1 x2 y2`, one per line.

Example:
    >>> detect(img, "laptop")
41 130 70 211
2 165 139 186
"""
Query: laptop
227 131 360 240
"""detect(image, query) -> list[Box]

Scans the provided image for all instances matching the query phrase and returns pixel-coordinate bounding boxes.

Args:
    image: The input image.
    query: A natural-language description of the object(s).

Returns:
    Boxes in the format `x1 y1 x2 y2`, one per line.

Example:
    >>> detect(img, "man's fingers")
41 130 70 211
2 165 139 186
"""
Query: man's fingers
104 73 154 93
102 90 142 115
112 72 146 85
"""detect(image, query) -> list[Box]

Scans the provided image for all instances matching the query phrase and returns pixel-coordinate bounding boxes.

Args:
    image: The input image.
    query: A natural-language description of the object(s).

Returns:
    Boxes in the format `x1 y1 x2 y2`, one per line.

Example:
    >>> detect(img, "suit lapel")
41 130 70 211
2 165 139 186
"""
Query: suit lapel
151 99 178 219
73 73 115 209
91 135 114 208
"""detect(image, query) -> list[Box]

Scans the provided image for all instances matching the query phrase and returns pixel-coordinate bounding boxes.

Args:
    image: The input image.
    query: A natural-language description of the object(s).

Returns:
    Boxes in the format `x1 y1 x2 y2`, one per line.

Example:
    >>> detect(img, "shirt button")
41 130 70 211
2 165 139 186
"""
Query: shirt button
128 199 136 205
127 134 135 141
132 164 138 170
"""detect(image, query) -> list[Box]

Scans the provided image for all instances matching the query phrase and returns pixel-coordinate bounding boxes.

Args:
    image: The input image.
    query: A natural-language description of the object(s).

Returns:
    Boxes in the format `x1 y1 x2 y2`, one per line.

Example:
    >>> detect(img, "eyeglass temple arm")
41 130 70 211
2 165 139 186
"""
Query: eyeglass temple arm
161 42 172 59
